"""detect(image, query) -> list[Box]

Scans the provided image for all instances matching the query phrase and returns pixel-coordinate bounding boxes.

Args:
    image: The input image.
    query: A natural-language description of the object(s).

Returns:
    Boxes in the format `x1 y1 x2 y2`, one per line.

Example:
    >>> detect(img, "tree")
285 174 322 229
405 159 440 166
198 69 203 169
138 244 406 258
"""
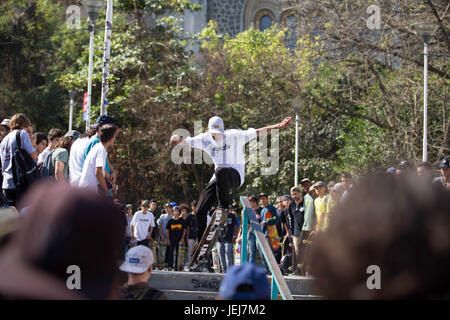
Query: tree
285 0 449 168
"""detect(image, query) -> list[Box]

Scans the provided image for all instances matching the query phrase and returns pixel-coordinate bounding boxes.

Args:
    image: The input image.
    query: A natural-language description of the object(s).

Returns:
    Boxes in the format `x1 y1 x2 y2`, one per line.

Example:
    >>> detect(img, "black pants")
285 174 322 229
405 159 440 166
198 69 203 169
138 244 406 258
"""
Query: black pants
137 239 149 247
298 230 312 266
2 189 18 208
196 167 241 237
167 243 180 269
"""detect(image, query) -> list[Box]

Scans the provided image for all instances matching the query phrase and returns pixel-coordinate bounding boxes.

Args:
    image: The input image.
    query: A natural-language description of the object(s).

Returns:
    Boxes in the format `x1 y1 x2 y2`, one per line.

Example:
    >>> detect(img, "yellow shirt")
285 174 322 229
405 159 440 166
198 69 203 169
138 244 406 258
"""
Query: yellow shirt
314 195 328 231
324 197 335 230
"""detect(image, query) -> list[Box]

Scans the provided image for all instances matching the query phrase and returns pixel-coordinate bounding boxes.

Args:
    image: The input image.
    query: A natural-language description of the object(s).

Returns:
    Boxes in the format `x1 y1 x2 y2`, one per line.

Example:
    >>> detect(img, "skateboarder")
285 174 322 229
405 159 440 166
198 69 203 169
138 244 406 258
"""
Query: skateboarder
170 116 292 239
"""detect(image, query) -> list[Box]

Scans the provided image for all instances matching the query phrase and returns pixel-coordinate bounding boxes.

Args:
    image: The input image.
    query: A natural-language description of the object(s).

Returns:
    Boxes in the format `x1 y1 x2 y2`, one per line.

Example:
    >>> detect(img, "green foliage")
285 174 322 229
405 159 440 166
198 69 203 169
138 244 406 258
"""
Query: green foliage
1 0 448 205
117 0 201 15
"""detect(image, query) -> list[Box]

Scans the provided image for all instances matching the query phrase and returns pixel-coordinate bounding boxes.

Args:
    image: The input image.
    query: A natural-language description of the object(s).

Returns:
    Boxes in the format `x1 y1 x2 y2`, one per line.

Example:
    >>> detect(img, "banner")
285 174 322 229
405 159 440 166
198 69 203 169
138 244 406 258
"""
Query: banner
100 0 113 115
83 92 88 121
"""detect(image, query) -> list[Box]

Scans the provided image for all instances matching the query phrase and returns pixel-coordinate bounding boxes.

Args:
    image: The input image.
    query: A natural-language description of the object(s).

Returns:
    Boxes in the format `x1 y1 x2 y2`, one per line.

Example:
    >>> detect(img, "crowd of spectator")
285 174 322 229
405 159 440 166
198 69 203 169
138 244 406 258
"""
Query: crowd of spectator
0 113 118 208
0 112 449 300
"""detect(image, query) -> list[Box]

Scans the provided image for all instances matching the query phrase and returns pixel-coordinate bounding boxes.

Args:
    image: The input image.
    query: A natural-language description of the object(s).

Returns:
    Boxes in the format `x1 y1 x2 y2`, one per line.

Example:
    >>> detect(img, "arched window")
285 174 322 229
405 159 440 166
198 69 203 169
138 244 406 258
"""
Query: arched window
260 15 273 31
254 9 275 32
281 11 298 50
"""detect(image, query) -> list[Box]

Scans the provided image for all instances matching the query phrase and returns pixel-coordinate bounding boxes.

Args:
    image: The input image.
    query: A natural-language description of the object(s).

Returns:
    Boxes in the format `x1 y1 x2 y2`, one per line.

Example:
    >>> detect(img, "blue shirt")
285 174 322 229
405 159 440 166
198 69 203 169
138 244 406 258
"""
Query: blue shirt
1 130 36 189
158 214 173 239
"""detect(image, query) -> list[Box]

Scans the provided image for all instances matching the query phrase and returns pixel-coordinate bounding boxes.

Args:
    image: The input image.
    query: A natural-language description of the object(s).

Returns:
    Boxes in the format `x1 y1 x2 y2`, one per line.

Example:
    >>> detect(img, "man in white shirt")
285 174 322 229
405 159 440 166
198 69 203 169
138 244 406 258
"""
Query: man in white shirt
69 136 90 186
170 115 292 237
79 124 117 194
130 200 156 247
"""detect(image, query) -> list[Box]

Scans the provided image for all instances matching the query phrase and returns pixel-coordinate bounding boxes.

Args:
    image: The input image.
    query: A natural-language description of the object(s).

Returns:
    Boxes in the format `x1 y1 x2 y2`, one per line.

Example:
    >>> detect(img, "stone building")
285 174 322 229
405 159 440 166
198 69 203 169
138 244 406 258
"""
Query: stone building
60 0 305 53
185 0 301 37
61 0 301 37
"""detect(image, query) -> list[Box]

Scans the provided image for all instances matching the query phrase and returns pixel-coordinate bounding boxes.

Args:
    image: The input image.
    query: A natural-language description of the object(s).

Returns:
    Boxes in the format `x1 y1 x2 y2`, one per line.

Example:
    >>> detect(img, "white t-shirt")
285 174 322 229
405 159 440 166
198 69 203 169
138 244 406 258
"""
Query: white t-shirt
130 210 156 241
78 142 107 190
185 128 257 186
37 147 51 165
69 137 89 186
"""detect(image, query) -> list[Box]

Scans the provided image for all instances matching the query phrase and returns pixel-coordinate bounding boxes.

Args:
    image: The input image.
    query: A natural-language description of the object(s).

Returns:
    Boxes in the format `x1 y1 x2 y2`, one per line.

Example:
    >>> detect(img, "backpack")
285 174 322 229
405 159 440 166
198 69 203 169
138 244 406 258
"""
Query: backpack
41 149 55 178
11 130 41 193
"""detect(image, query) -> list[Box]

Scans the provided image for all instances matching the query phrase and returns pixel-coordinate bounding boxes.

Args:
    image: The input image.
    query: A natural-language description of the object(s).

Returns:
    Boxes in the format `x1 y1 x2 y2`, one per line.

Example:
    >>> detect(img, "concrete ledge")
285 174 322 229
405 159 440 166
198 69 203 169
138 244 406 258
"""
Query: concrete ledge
161 289 322 300
149 271 319 296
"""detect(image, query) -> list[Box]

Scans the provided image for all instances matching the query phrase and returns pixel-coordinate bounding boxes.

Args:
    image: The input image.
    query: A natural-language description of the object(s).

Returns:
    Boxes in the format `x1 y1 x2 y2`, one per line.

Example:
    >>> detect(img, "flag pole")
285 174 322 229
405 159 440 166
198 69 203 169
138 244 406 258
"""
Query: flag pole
100 0 113 116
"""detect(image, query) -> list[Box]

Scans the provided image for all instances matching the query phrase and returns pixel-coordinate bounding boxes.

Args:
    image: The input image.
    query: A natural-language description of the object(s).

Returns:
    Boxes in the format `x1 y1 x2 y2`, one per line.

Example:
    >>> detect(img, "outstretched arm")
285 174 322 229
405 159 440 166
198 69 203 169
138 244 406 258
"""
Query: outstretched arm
256 117 293 136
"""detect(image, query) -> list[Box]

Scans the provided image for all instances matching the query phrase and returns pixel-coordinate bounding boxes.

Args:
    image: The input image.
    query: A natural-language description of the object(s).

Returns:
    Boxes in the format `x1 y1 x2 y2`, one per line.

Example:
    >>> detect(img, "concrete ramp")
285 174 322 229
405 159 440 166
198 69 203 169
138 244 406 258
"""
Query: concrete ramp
148 271 321 300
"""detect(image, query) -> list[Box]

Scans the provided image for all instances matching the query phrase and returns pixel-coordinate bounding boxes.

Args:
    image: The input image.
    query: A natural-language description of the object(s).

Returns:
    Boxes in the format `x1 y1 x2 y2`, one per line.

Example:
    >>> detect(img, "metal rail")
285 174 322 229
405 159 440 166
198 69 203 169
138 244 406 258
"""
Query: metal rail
240 196 293 300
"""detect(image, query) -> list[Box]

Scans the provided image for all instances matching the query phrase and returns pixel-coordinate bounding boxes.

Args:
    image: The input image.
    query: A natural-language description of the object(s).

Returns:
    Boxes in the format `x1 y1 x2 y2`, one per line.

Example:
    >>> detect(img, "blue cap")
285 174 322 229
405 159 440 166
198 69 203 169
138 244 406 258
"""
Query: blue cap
219 263 270 300
281 194 292 201
386 167 396 174
438 157 450 169
92 115 115 128
169 202 178 207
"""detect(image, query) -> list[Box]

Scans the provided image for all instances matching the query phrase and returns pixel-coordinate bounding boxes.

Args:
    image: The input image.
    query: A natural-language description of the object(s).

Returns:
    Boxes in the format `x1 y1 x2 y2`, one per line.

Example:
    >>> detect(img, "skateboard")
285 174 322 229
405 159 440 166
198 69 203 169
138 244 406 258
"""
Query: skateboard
234 243 241 266
264 211 281 251
149 241 157 268
157 242 167 270
177 244 187 271
211 247 221 273
189 208 227 272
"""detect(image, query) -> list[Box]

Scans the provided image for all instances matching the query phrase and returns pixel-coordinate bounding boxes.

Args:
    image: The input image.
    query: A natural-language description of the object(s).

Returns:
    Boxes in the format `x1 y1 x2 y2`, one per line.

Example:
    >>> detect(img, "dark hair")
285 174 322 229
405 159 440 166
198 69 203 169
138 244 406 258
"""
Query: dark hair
48 128 63 141
417 161 432 170
56 136 74 153
32 132 48 145
99 124 117 143
10 114 31 130
341 172 353 179
310 173 450 299
86 127 97 138
180 204 190 212
191 200 198 207
150 199 157 204
6 183 124 299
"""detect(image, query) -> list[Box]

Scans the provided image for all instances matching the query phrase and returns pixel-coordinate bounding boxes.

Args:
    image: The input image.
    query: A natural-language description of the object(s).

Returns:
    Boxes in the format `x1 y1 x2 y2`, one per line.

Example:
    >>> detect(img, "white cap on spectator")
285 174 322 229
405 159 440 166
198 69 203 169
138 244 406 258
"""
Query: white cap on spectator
1 119 10 127
119 245 153 274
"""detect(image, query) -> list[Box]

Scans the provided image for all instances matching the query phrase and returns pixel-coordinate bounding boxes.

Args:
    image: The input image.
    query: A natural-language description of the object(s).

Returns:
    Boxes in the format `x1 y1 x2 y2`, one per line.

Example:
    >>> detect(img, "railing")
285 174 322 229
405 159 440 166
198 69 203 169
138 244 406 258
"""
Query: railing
240 196 293 300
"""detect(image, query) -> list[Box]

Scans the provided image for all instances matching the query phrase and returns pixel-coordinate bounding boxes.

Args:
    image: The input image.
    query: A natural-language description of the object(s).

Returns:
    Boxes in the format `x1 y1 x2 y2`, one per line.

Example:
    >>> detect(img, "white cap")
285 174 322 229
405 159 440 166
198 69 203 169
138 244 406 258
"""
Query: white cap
1 119 10 127
208 116 224 134
119 245 154 274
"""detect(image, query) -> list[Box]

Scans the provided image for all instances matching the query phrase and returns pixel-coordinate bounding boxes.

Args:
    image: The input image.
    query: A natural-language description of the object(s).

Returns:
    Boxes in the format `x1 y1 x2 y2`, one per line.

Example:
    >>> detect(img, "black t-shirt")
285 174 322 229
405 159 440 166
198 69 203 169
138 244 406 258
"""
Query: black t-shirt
186 213 199 240
290 200 305 237
280 208 295 236
149 211 159 239
166 218 186 244
255 207 262 221
122 283 168 300
218 212 238 243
